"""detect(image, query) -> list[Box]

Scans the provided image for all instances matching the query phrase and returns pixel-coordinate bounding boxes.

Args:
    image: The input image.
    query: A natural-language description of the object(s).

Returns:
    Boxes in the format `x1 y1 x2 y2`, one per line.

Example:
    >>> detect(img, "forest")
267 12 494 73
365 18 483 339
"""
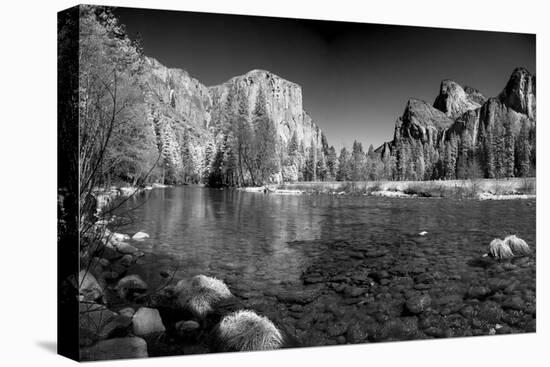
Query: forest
75 6 536 191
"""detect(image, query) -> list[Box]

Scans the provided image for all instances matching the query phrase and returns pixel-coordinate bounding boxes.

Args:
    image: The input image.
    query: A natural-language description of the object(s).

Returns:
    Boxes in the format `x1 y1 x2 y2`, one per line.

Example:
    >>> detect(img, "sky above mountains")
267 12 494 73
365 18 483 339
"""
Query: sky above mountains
115 6 535 149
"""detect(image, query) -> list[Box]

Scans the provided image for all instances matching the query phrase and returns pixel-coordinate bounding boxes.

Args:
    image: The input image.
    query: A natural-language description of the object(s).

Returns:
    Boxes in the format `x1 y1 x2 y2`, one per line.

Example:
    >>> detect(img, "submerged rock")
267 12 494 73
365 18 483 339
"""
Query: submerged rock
276 286 323 305
114 242 139 255
175 320 201 338
405 294 432 314
80 337 148 361
115 275 148 300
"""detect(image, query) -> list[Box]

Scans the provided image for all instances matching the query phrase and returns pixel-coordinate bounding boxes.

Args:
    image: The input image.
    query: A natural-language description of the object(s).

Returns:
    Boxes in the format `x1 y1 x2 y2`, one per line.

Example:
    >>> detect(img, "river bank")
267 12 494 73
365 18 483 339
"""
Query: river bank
238 178 536 200
93 183 171 213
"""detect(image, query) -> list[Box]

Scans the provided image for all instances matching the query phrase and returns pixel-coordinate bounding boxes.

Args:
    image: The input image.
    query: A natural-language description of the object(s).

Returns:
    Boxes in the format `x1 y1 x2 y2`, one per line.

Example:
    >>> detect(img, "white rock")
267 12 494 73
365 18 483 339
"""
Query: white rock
419 231 428 236
132 307 165 336
132 231 150 240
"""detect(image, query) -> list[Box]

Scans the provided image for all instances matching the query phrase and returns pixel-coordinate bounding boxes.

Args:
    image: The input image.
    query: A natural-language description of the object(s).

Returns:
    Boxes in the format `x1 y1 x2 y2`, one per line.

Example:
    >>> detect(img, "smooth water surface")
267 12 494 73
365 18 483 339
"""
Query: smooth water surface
117 186 536 345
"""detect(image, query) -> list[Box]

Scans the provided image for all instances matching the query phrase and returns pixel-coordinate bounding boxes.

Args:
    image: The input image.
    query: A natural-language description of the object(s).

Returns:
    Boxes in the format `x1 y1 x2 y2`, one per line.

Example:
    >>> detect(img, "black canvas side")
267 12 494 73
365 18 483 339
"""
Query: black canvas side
57 5 80 362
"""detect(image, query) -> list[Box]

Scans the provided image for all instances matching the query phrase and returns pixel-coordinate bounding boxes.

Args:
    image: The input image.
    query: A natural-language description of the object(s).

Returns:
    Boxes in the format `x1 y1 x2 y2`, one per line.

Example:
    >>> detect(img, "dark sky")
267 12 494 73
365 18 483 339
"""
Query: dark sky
114 7 535 150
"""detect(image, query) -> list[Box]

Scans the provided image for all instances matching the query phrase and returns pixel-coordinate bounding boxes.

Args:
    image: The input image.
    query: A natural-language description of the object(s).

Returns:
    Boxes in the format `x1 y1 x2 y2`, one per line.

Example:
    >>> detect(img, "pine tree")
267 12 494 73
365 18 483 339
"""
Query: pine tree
316 148 328 181
337 147 351 181
350 140 366 181
253 89 278 184
515 122 531 177
504 120 515 177
326 146 338 180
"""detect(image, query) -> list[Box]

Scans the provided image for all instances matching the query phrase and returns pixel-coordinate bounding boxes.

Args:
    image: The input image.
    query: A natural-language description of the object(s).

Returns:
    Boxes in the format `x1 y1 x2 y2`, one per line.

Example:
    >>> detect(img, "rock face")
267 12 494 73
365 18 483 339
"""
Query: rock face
209 69 321 149
433 80 486 118
395 99 454 144
498 67 536 119
378 67 536 180
140 57 324 184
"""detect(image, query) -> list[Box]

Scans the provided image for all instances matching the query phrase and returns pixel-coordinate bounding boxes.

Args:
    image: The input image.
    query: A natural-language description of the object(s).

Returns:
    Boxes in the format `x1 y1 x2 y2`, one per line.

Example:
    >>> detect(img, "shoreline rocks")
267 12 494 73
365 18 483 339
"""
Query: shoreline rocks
132 307 166 336
80 337 148 361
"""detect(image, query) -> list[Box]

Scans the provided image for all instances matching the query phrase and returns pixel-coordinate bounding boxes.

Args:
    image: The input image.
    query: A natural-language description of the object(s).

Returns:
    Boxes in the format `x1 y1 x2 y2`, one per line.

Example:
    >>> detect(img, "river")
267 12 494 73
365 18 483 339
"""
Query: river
117 186 536 346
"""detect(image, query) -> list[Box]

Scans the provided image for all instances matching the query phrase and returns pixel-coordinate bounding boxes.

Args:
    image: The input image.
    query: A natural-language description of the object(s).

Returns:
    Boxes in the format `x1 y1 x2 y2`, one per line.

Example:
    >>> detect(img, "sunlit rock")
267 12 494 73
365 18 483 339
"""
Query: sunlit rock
132 231 150 240
132 307 166 336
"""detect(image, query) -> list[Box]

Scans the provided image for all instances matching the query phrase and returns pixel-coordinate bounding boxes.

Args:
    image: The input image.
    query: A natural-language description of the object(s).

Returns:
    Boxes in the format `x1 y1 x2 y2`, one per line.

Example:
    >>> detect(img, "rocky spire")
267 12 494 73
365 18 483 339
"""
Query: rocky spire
498 67 536 119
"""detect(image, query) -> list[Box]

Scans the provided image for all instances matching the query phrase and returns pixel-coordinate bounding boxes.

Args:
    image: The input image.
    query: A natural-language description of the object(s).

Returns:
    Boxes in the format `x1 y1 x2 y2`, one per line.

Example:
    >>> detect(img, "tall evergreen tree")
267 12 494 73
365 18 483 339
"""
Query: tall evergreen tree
337 147 351 181
326 146 338 180
350 140 366 181
253 89 278 184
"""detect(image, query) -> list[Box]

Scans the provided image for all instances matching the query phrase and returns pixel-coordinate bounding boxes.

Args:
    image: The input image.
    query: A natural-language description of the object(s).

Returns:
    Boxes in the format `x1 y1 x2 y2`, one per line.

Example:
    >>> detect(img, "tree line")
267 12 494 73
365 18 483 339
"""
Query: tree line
76 6 535 191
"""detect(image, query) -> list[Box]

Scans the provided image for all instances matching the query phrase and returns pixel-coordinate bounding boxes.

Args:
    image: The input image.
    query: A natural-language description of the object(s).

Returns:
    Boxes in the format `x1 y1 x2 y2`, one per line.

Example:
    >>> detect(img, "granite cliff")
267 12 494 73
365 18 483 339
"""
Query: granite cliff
140 57 323 185
379 68 536 180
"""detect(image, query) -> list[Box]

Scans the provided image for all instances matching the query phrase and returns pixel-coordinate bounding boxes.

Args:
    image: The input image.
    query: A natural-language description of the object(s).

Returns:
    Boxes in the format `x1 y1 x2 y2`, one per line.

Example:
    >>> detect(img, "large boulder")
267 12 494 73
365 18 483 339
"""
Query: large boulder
80 337 148 361
79 303 132 346
132 307 166 336
78 270 104 302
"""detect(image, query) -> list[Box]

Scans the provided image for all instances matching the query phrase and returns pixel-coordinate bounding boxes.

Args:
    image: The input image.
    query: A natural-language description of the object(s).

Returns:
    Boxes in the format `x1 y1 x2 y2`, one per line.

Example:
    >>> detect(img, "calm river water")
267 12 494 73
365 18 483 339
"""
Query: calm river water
117 186 536 346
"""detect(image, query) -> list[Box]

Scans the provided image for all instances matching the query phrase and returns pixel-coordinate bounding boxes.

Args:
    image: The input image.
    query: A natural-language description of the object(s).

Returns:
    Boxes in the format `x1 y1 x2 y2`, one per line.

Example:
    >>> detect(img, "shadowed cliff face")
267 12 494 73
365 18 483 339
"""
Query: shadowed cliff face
140 57 323 183
384 68 536 180
498 67 536 119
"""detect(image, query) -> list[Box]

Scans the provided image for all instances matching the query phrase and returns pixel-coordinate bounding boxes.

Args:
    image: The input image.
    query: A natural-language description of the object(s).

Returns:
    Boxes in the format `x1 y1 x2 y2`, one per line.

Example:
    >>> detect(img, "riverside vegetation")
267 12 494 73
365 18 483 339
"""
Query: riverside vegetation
57 5 537 361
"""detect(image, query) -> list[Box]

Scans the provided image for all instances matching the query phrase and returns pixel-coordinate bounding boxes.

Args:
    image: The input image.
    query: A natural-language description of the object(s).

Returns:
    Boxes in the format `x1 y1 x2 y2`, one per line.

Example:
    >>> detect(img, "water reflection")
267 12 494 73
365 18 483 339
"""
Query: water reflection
118 187 536 291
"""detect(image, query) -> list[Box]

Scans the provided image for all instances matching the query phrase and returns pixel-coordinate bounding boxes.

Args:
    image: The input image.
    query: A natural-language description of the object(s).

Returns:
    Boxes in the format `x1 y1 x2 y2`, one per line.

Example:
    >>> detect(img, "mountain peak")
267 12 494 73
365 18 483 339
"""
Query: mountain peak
433 79 486 118
498 67 536 118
